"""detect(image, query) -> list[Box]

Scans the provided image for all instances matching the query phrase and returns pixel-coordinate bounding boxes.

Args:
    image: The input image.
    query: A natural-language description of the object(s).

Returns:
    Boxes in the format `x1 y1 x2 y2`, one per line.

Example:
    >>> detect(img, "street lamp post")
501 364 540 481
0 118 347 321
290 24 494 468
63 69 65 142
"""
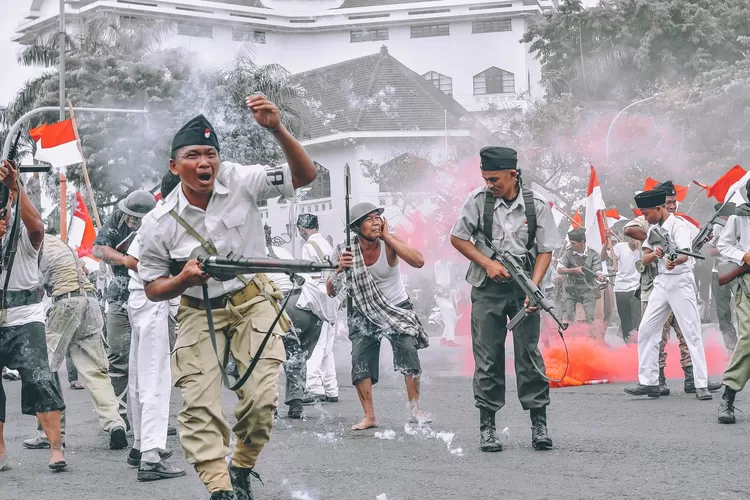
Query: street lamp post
604 94 662 168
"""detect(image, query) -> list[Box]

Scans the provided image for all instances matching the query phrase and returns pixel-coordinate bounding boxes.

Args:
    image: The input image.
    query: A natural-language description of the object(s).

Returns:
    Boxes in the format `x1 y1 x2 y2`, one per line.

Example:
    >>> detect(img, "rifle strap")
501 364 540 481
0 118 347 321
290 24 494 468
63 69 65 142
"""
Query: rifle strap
0 181 23 324
482 188 537 253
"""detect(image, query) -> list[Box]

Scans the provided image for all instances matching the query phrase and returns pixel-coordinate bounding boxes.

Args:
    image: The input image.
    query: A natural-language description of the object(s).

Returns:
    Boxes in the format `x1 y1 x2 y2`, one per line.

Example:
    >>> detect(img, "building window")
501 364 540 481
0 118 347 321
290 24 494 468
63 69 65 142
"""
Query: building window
474 67 515 95
177 22 213 38
472 19 512 34
423 71 452 95
350 28 389 43
410 24 450 39
231 28 266 43
305 163 331 200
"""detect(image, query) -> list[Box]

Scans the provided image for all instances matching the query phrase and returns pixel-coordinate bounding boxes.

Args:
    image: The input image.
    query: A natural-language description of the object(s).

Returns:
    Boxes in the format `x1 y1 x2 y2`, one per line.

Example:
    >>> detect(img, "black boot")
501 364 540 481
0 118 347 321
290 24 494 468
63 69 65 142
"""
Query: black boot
229 465 261 500
718 385 737 424
658 367 670 396
530 407 553 450
210 492 237 500
479 409 502 452
683 365 696 393
287 399 304 419
624 384 660 397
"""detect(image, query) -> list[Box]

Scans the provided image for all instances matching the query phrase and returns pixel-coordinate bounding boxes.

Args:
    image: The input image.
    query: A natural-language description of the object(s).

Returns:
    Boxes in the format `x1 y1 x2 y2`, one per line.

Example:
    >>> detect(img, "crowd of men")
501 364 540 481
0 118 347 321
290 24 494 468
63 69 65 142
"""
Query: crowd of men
1 93 749 500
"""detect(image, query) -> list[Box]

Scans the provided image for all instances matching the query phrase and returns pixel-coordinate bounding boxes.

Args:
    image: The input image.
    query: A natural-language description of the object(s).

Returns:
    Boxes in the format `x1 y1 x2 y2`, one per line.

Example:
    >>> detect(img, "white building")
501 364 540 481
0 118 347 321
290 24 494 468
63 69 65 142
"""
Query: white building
16 0 555 113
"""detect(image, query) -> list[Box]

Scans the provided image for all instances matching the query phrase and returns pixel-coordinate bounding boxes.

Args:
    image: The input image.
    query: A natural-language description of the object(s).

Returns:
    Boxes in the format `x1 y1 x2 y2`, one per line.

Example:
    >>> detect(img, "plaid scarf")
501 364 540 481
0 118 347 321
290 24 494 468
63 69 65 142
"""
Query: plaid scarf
349 236 429 349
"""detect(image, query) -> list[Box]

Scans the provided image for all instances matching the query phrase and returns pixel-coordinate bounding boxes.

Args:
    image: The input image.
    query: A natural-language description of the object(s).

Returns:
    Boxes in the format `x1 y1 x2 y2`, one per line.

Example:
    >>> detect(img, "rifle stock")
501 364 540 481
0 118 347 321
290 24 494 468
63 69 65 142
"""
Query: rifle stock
718 262 750 286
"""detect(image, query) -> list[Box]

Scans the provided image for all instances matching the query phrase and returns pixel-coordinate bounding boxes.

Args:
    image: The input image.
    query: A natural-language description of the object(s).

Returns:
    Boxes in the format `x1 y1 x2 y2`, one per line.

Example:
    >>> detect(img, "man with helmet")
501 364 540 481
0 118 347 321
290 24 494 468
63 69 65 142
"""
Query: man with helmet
327 202 428 431
93 189 156 427
450 147 562 453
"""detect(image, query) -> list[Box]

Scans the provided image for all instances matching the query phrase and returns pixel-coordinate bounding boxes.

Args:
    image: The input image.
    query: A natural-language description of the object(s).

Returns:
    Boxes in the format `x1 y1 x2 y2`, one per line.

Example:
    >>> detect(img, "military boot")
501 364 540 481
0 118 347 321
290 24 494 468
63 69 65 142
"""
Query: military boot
658 367 670 396
718 386 737 424
683 365 696 393
479 409 503 452
229 465 261 500
530 407 553 450
623 384 660 397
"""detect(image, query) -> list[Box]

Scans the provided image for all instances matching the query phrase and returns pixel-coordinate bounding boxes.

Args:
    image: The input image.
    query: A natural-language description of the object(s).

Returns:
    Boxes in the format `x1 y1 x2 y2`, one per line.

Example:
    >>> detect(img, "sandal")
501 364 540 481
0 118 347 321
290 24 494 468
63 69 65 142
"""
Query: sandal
70 381 84 390
49 460 68 472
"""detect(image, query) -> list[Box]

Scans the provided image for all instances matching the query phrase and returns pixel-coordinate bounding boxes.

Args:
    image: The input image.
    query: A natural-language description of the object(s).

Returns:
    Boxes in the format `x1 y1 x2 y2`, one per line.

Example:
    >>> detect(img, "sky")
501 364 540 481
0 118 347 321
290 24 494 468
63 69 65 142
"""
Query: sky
0 0 42 106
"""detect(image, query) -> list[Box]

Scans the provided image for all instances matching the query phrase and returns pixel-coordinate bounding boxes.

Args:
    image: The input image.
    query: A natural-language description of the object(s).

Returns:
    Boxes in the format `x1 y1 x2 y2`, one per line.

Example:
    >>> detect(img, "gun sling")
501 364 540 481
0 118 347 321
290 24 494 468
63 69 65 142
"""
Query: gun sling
168 209 292 391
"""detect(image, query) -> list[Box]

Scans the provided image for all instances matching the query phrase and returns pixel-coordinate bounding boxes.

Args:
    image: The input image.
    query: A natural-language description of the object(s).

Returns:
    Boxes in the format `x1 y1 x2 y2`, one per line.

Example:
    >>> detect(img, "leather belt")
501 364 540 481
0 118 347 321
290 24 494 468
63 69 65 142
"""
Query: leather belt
181 280 262 310
53 290 89 303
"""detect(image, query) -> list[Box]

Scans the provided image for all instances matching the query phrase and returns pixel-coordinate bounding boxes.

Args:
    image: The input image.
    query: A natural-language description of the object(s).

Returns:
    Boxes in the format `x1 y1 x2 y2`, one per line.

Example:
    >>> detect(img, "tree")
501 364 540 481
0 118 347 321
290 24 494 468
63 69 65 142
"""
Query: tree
3 16 191 207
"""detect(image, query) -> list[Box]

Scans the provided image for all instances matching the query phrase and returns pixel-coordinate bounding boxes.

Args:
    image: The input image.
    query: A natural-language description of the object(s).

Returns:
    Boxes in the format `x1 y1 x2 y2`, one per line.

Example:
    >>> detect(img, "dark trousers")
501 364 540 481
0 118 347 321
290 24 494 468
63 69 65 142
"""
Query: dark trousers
66 351 78 383
283 291 323 405
470 280 550 413
106 301 131 416
712 272 737 351
615 290 641 342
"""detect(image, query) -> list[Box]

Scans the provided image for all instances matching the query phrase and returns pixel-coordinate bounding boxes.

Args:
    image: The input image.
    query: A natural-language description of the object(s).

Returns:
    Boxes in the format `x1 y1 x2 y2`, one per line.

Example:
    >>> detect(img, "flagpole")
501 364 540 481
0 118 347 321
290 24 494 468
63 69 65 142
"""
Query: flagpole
60 174 67 242
553 205 582 228
67 100 102 229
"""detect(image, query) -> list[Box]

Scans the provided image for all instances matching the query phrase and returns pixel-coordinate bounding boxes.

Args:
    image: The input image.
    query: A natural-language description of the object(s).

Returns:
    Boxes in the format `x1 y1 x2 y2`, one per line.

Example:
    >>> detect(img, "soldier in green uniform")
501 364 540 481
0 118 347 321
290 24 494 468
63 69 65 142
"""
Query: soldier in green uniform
557 228 604 337
450 147 562 453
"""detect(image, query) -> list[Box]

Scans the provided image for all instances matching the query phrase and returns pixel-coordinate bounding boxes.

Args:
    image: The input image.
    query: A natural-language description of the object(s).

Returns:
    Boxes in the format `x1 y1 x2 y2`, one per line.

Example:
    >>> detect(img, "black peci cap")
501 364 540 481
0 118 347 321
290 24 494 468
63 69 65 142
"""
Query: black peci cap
172 114 220 154
480 146 518 171
634 190 666 209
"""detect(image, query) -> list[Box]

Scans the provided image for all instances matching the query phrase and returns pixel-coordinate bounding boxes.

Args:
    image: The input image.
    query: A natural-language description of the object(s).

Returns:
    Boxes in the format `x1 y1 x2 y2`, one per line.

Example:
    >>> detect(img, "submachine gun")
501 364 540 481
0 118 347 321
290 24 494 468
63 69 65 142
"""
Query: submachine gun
647 226 705 262
187 247 338 391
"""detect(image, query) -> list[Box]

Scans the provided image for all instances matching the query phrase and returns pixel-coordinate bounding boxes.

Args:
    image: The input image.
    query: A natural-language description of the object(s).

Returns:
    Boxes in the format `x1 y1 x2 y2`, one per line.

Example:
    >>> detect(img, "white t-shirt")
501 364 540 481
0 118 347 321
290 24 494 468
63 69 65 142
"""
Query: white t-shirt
3 228 45 326
613 241 640 292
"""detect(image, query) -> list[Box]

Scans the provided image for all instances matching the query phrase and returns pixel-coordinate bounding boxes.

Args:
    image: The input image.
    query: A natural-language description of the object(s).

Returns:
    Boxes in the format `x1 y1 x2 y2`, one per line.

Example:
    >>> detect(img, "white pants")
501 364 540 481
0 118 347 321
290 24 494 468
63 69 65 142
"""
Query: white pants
435 296 457 341
127 289 172 453
305 321 339 397
637 273 708 388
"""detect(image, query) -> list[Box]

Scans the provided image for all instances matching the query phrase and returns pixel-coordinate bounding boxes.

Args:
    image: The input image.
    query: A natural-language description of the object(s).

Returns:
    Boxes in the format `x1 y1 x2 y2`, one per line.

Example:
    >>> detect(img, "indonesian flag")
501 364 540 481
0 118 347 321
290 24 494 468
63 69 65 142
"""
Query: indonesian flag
605 207 628 228
29 119 84 169
698 165 747 202
67 192 96 257
643 177 689 202
585 166 607 252
571 210 583 228
714 166 750 204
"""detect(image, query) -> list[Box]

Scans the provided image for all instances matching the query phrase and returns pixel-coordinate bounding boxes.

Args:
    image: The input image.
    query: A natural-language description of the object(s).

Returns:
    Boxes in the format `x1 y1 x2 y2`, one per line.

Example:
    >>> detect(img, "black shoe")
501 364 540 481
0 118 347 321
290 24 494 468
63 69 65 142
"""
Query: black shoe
127 448 173 467
718 386 737 424
530 408 553 450
167 425 178 436
325 396 339 403
658 367 670 396
137 459 186 481
683 365 696 393
287 400 304 419
229 465 261 500
624 384 661 397
210 492 237 500
479 409 502 452
109 427 128 450
696 387 713 400
301 393 326 405
708 381 722 392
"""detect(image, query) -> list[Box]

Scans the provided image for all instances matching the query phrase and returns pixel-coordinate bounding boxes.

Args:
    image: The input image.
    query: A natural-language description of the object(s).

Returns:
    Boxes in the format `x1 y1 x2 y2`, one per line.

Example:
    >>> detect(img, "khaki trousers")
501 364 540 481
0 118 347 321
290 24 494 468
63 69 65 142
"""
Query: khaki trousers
723 277 750 391
173 295 285 493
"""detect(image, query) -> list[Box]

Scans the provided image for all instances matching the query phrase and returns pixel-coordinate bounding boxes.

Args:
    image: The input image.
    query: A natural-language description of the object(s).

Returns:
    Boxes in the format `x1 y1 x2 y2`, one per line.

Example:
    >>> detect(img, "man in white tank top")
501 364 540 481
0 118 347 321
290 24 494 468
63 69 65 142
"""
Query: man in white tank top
328 202 428 431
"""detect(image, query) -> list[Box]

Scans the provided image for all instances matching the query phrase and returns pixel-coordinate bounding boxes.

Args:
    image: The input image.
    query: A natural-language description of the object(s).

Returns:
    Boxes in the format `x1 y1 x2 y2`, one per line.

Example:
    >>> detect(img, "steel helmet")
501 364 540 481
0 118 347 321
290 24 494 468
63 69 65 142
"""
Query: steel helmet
349 202 384 229
118 190 157 218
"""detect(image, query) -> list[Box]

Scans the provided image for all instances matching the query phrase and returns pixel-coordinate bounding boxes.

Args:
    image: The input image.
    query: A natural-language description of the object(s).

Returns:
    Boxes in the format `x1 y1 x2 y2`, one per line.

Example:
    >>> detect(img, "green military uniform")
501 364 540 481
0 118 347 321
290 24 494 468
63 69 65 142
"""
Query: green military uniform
451 146 562 452
558 229 601 323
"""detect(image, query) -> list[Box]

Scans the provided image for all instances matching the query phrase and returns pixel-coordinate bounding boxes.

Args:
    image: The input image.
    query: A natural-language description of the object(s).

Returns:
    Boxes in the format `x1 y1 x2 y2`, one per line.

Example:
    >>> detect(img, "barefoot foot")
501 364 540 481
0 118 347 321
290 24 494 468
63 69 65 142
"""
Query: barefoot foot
351 417 377 431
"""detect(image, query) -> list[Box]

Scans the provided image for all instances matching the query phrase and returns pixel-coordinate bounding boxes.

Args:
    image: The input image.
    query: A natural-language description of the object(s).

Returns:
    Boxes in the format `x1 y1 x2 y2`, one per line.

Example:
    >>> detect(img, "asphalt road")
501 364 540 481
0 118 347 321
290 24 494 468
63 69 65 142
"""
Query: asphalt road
2 328 749 500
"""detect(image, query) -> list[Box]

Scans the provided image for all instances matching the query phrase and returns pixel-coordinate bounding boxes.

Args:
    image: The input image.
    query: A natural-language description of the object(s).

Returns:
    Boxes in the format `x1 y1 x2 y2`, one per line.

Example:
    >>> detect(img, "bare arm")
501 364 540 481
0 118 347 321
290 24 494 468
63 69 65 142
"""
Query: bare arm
93 245 128 267
624 226 647 241
1 161 44 249
144 259 208 302
531 252 552 286
384 233 424 269
450 235 493 269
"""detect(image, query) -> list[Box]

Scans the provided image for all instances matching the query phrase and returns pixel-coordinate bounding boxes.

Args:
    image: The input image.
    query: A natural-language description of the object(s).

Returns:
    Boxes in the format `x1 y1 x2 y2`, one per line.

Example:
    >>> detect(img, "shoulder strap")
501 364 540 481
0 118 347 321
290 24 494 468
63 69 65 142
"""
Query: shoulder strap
482 191 495 244
169 209 250 286
522 188 537 251
308 240 327 262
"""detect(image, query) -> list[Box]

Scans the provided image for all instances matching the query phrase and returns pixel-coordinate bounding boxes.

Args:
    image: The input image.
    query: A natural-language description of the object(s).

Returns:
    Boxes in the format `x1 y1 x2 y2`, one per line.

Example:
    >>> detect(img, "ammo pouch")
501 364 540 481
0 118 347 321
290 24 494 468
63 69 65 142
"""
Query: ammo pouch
0 286 44 309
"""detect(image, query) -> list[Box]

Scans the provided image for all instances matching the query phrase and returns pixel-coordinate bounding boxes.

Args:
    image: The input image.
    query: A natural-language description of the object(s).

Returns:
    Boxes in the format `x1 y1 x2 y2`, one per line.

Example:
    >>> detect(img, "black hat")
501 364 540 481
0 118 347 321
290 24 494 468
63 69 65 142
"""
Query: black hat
480 147 517 171
568 227 586 242
172 114 220 153
296 213 318 230
654 180 676 196
715 202 737 217
634 190 666 209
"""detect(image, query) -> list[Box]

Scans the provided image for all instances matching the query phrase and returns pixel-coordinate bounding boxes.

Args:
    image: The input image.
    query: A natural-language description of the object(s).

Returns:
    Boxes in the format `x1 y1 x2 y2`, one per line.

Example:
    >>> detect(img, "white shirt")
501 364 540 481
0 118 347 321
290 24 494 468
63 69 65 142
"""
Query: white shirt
643 213 694 275
138 161 295 299
717 214 750 266
296 235 339 323
612 241 640 292
3 228 45 326
128 234 180 313
710 221 727 272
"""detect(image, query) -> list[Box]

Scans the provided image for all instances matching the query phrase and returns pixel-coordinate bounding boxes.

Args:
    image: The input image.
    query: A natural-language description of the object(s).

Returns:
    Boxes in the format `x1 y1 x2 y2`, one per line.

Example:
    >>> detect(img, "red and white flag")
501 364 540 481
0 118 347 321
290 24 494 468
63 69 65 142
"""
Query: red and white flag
29 119 84 169
67 192 96 258
585 166 607 252
605 207 628 228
